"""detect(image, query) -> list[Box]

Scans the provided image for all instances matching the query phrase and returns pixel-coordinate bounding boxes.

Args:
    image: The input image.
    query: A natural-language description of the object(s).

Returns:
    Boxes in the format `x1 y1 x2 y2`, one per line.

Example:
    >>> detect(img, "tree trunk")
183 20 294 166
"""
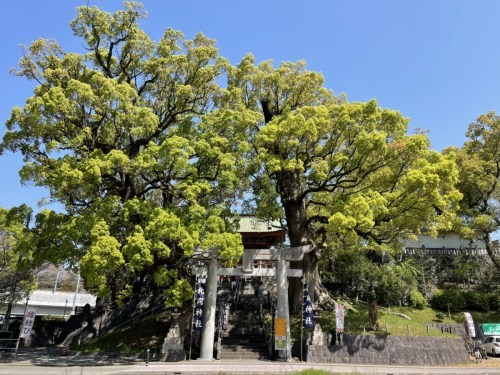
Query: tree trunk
484 233 500 271
2 257 21 331
368 298 378 331
2 302 12 331
283 195 336 312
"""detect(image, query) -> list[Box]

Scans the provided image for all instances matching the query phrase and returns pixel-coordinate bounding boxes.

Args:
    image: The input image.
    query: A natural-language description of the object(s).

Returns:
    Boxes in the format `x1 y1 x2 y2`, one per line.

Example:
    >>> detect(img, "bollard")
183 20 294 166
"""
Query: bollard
146 348 150 366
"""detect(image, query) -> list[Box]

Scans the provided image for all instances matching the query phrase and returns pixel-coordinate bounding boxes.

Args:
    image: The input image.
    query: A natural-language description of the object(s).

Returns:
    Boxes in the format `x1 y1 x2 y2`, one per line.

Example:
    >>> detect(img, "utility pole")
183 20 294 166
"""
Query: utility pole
71 272 81 315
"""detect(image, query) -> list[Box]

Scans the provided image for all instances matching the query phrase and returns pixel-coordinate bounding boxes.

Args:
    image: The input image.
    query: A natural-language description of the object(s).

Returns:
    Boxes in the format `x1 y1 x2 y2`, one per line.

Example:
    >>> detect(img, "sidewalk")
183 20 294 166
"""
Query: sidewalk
1 348 499 374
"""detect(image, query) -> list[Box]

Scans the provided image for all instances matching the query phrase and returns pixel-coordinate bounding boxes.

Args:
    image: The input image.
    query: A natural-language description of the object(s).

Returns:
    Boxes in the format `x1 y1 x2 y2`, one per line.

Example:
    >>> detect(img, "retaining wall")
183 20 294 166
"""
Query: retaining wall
305 334 469 366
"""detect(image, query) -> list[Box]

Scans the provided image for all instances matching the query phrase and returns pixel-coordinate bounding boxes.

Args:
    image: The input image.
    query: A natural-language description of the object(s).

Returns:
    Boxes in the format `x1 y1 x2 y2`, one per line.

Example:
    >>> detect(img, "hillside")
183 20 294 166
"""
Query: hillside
74 302 500 354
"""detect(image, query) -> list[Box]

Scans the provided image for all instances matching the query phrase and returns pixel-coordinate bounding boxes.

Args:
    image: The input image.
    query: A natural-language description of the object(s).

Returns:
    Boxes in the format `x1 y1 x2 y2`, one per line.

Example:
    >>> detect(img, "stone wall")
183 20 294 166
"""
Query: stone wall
305 334 469 366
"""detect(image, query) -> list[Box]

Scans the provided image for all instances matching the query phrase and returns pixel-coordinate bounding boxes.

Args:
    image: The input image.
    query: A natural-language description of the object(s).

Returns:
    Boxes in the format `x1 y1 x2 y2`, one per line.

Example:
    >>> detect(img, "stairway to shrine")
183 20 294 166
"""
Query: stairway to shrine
218 278 270 360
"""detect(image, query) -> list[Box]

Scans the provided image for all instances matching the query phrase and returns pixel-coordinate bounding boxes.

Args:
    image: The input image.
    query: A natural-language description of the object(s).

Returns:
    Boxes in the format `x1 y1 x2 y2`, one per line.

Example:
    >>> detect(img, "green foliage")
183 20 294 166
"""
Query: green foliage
444 111 500 270
319 302 471 337
430 289 499 312
0 206 38 306
1 3 246 305
228 52 462 313
487 293 500 310
0 2 469 311
462 290 491 311
409 289 427 310
435 312 446 321
325 250 424 308
430 289 466 312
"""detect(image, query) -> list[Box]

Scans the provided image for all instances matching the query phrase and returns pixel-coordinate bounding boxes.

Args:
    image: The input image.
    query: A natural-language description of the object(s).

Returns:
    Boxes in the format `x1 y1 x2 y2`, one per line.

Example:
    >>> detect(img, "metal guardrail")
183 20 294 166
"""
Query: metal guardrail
0 338 20 360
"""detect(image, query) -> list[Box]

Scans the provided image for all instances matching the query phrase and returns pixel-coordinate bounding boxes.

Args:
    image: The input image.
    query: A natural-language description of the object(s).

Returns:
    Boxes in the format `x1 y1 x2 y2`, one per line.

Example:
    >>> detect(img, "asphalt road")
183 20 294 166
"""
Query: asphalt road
0 347 499 374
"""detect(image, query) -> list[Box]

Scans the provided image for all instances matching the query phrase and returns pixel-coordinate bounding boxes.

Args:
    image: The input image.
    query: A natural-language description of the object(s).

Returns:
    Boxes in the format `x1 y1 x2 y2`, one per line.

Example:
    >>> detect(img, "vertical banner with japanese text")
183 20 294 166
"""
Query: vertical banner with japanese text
193 275 207 332
221 303 231 331
335 304 345 333
301 277 313 329
20 307 37 339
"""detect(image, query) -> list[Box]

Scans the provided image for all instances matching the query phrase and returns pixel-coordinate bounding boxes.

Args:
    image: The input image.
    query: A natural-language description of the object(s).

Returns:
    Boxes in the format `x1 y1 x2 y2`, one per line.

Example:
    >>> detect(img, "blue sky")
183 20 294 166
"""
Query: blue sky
1 0 500 211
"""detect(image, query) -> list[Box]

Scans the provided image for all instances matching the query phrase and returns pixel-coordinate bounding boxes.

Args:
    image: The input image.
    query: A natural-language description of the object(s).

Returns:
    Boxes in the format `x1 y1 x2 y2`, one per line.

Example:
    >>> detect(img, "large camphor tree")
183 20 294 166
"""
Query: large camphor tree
2 2 462 315
0 3 246 305
445 112 500 270
228 55 462 310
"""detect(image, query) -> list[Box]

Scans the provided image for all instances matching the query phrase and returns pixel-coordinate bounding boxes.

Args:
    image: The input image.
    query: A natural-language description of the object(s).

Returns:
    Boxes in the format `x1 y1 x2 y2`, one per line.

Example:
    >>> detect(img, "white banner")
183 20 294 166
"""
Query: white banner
335 305 345 333
464 312 476 338
20 307 37 339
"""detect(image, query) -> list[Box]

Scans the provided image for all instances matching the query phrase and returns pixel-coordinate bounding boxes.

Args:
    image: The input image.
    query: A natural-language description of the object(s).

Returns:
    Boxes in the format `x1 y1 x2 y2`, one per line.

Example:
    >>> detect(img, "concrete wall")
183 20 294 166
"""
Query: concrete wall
305 334 469 366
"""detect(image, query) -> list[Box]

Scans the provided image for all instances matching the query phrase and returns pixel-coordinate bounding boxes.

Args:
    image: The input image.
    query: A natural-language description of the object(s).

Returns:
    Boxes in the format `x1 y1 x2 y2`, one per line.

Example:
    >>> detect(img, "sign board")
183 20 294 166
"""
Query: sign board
274 317 287 350
335 305 345 333
482 323 500 336
464 312 476 338
20 307 37 339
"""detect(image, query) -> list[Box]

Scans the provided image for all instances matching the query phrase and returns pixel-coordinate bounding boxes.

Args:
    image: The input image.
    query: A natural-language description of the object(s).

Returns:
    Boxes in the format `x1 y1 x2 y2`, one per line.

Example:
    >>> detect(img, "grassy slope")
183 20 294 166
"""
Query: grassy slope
316 302 500 337
77 304 500 353
76 313 171 353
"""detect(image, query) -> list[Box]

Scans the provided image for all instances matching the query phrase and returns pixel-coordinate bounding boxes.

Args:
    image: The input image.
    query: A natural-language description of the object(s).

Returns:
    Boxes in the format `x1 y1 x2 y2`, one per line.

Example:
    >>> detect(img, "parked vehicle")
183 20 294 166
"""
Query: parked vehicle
483 336 500 357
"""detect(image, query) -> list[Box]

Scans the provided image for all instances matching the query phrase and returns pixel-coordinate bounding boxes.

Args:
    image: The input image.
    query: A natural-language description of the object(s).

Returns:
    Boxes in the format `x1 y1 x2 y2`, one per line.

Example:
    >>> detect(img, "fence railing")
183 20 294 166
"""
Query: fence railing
340 322 465 337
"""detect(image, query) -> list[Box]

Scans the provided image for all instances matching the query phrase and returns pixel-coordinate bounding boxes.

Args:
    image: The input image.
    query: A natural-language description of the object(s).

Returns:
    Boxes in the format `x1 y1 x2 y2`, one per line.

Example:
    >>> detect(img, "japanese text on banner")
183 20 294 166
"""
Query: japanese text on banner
20 307 37 339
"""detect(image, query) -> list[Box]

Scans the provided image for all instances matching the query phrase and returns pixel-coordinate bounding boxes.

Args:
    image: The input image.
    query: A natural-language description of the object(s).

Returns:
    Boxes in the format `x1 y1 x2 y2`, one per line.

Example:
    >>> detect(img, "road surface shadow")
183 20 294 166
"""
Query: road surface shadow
14 347 146 367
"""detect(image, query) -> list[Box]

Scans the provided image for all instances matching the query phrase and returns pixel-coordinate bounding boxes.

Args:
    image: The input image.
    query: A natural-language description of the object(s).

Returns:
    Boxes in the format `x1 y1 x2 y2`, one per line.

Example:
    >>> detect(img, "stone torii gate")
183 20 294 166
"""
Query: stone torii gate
195 244 313 361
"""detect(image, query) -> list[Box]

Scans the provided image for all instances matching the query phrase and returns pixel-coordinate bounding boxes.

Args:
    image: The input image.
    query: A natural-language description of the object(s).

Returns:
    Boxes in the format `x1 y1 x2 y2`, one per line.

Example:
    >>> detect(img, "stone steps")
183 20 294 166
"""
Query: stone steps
218 277 269 360
219 351 269 360
222 343 267 351
222 335 266 346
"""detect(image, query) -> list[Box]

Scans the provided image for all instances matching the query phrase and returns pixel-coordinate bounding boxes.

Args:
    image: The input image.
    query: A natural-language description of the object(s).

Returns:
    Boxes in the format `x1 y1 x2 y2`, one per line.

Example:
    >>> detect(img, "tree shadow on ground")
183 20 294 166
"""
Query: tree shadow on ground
14 347 149 367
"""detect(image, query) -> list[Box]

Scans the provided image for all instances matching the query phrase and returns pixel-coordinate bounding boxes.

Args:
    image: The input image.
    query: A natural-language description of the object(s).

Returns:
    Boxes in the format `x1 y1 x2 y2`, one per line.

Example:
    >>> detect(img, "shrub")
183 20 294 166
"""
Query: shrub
435 312 446 321
409 289 427 310
487 292 500 311
430 289 465 312
463 291 489 311
431 289 499 312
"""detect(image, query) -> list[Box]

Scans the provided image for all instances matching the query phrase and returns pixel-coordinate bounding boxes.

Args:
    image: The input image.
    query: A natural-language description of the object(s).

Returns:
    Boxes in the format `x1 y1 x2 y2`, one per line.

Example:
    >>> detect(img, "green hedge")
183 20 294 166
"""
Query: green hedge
431 289 499 312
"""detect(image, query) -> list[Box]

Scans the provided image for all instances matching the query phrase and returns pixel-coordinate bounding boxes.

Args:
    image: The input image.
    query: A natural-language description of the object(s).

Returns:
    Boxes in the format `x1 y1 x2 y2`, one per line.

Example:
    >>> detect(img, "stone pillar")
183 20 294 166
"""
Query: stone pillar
161 316 185 361
199 257 218 360
311 323 327 346
276 257 292 360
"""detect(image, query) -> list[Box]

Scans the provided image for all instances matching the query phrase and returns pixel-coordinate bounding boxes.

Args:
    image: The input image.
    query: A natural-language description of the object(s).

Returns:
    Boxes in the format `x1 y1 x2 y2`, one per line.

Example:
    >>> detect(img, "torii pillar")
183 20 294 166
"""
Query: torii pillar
199 257 218 360
196 244 313 361
276 256 291 360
